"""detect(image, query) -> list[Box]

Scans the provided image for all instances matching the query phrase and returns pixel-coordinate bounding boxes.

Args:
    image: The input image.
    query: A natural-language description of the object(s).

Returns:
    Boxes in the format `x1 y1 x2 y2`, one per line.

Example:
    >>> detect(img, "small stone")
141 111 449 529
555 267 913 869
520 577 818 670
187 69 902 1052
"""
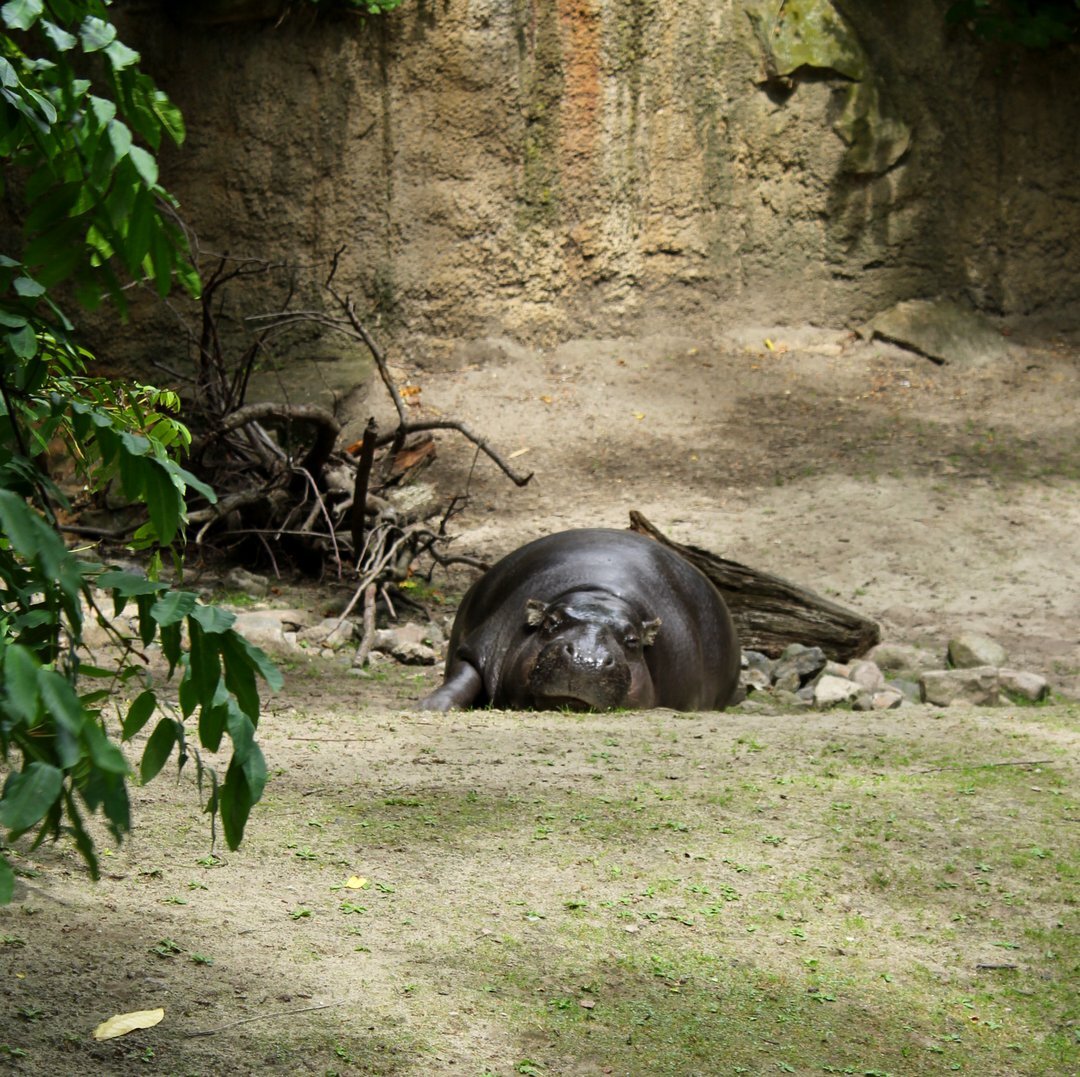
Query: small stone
772 689 812 709
920 666 1000 706
948 632 1007 670
867 642 940 676
232 610 303 650
999 669 1050 703
300 617 359 650
224 566 270 598
772 645 827 688
373 623 440 665
742 650 774 675
773 668 803 693
871 688 904 710
813 674 862 708
823 660 852 678
848 659 886 692
740 668 771 693
888 678 922 703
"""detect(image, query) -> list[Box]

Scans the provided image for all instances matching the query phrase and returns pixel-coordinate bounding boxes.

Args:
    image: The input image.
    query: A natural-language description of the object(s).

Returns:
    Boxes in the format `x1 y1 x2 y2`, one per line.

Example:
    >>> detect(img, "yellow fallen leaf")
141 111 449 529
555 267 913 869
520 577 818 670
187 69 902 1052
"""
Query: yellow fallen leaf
539 394 554 405
345 876 368 890
508 447 531 459
93 1008 165 1041
633 411 646 421
764 338 775 351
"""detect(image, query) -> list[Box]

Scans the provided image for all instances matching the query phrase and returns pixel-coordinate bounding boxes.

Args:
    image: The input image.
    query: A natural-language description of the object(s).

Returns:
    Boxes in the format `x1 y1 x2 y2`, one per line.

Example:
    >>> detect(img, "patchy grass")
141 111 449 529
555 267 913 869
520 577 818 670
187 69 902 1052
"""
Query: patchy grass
0 698 1076 1074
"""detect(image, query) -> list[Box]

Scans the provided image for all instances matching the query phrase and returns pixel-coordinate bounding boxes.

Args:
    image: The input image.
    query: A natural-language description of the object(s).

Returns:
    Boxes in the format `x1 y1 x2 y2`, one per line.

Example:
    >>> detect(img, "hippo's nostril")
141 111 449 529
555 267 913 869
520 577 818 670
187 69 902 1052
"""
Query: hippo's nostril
561 640 575 659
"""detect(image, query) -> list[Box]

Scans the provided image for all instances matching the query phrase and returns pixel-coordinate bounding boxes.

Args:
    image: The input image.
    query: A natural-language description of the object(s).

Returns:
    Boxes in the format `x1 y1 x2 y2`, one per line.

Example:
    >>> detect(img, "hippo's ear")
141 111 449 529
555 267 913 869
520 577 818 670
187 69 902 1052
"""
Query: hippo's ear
525 598 548 627
641 617 662 647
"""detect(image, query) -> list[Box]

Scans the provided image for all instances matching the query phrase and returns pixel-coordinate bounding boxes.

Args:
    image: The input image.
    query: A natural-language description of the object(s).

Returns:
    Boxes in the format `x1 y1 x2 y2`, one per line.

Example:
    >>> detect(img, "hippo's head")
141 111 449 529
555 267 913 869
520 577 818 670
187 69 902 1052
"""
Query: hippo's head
514 591 661 711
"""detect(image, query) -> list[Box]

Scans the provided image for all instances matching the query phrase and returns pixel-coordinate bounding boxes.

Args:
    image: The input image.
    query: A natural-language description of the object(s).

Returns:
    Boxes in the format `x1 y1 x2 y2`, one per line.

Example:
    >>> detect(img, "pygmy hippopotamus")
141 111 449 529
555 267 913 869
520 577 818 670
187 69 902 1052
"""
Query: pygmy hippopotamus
418 528 740 712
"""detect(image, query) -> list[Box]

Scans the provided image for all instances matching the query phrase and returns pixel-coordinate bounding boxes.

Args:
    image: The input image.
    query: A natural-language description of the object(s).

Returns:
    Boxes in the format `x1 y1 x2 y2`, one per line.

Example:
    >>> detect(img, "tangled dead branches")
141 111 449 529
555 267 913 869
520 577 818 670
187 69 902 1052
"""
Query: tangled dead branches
161 250 530 596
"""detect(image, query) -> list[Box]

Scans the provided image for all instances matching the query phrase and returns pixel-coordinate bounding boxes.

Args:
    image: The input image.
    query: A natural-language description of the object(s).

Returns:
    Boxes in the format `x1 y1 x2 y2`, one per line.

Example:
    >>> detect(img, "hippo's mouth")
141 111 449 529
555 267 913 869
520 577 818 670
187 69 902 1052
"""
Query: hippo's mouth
535 695 598 713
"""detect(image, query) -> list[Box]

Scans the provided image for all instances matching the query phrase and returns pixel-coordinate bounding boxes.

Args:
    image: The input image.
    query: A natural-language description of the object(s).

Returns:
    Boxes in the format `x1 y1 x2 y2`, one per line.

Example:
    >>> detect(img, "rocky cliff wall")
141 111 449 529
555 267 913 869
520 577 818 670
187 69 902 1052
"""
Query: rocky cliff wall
116 0 1080 349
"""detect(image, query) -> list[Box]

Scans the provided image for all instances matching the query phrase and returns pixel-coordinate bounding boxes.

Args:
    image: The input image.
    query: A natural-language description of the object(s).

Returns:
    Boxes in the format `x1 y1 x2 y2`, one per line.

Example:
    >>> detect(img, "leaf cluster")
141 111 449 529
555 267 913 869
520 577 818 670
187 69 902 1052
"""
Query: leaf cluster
0 0 197 313
0 2 278 904
0 337 282 904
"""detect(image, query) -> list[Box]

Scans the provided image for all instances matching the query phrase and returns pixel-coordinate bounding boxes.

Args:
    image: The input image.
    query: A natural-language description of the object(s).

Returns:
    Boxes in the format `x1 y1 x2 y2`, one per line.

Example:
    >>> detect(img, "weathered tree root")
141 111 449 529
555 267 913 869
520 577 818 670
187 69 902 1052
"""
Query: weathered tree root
628 510 880 660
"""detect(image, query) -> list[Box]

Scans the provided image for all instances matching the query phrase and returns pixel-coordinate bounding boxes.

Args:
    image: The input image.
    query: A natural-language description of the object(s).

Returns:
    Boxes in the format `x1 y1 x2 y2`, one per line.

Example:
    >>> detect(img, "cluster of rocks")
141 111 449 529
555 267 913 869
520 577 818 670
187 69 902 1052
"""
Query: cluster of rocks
210 570 1055 708
209 567 448 667
226 606 446 669
738 632 1051 711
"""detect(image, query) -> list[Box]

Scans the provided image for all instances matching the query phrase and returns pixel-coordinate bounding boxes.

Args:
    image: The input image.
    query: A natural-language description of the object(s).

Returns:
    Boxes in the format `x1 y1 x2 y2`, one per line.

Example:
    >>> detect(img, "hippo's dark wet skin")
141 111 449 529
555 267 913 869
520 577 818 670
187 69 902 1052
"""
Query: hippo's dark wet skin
419 528 740 713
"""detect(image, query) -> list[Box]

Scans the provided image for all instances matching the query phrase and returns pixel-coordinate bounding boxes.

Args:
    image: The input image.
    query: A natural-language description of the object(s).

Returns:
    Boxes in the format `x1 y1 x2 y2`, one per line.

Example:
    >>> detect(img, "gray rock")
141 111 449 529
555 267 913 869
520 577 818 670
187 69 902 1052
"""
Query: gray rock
772 644 827 688
772 689 813 709
871 688 905 710
888 678 922 703
232 610 304 650
823 660 852 679
948 632 1007 670
868 642 940 675
861 298 1011 367
814 674 862 708
848 659 886 692
373 622 441 665
920 666 1000 706
300 617 359 650
740 668 772 693
742 650 774 676
999 669 1050 703
224 567 271 598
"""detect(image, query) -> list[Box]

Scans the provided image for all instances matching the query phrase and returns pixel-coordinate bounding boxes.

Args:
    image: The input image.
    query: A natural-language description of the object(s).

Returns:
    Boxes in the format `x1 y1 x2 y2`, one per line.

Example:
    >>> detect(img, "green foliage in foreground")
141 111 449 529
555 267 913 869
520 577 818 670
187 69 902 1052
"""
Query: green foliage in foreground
0 1 279 903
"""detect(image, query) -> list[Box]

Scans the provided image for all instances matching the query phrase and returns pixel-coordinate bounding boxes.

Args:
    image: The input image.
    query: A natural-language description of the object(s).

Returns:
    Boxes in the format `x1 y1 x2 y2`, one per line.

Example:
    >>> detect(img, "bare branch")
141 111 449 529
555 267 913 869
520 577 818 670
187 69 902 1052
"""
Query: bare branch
377 419 533 486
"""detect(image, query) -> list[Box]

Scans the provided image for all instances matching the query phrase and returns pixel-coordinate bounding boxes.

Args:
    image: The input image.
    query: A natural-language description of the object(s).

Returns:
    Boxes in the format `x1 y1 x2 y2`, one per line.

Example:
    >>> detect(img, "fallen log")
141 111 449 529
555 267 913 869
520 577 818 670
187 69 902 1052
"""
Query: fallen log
628 510 880 661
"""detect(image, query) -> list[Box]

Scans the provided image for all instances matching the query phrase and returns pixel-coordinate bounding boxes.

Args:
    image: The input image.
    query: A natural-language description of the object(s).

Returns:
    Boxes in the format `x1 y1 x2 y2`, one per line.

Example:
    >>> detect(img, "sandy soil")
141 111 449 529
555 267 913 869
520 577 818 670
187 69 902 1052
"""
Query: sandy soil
1 324 1077 1075
401 325 1080 693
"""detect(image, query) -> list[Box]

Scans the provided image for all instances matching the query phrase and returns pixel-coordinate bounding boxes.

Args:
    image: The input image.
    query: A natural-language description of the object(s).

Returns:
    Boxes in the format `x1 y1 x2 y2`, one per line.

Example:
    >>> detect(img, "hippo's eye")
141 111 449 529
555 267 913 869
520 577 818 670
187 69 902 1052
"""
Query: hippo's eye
543 612 564 633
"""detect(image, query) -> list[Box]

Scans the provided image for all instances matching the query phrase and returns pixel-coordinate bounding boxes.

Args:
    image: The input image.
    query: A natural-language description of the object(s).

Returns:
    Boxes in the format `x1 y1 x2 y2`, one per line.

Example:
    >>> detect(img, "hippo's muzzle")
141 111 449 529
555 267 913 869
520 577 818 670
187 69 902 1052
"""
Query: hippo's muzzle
526 626 632 710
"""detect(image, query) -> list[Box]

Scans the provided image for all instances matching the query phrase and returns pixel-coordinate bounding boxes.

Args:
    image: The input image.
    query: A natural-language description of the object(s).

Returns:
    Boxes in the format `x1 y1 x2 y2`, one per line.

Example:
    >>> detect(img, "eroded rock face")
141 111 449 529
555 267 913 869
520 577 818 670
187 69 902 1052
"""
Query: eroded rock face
104 0 1080 362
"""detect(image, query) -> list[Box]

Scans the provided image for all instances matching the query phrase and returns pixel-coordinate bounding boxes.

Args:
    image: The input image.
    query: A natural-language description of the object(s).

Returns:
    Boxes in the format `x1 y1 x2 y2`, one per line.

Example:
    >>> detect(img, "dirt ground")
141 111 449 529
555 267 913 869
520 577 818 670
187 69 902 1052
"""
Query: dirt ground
404 324 1080 693
1 325 1078 1075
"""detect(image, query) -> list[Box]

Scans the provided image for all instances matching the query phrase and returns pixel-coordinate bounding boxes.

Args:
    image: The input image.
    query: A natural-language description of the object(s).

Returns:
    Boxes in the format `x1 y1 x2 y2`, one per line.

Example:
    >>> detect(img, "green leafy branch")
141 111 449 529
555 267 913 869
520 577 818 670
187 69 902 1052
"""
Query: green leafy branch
0 2 278 904
1 0 197 311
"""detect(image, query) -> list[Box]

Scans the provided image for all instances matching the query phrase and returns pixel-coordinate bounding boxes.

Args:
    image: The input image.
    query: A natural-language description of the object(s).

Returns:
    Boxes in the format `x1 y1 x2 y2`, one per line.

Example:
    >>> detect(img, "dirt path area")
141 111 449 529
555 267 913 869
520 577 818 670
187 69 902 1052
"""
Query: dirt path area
407 326 1079 693
1 326 1077 1075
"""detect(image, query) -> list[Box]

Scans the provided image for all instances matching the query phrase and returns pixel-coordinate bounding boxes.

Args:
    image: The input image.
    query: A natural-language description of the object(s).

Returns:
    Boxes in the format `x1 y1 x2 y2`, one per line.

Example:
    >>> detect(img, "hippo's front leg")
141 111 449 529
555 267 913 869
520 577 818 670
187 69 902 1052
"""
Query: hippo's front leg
418 658 483 711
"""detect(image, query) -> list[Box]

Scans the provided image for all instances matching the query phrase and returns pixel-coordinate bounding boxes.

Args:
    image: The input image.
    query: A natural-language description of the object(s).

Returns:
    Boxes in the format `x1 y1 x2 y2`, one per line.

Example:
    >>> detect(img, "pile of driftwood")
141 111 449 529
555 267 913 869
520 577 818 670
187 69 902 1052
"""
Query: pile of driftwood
166 252 532 595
